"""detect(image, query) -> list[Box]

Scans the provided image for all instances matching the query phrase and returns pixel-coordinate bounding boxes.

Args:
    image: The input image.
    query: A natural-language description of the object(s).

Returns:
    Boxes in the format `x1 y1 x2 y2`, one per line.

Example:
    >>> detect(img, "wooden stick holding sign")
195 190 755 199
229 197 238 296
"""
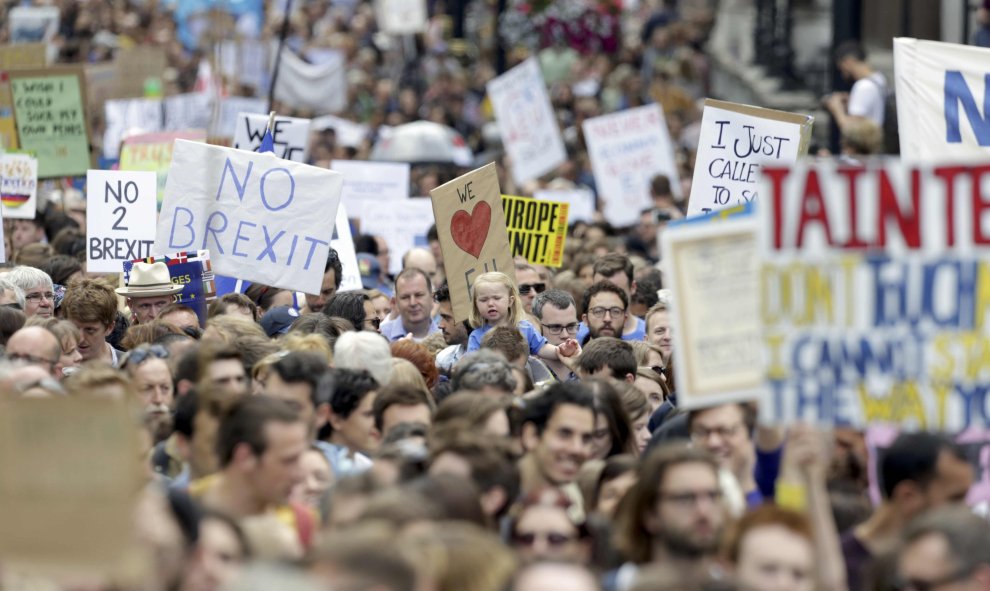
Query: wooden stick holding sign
430 162 515 322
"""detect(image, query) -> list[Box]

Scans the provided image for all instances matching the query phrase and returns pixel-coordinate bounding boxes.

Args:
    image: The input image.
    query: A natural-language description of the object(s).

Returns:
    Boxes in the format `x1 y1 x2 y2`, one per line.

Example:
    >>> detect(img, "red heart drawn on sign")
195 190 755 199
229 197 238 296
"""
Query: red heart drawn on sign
450 201 491 259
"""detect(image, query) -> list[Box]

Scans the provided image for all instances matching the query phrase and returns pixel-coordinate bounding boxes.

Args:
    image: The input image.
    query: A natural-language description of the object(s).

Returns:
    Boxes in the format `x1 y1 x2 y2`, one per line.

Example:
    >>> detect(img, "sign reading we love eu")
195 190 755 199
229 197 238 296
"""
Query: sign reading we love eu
430 162 515 321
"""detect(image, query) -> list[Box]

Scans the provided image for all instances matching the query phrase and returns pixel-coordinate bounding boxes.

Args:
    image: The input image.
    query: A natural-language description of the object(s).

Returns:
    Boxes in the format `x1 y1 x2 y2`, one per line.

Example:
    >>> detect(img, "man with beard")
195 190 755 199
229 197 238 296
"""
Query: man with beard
120 344 175 443
612 444 726 587
581 282 629 343
433 282 469 372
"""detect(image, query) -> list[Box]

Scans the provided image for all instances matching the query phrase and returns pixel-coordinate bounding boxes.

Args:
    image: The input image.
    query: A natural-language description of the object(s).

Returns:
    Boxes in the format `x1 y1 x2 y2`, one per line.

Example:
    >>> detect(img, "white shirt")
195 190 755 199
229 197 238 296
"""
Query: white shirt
848 72 887 126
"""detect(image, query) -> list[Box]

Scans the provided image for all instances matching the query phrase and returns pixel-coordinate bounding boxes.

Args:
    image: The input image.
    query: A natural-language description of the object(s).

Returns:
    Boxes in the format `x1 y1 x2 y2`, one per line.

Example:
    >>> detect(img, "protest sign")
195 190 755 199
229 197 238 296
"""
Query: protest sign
120 130 208 209
430 162 515 321
213 96 266 138
156 140 343 295
9 67 89 178
0 397 144 578
87 170 157 273
219 40 270 91
7 6 59 47
501 194 568 267
759 159 990 430
358 198 435 275
0 153 38 220
866 426 990 514
331 203 363 292
487 58 566 186
582 104 681 227
124 251 215 326
331 160 410 220
662 215 763 409
272 50 346 115
534 187 596 223
374 0 428 34
0 43 47 150
893 38 990 163
688 99 812 217
163 93 212 131
234 113 311 162
103 98 164 159
312 115 370 148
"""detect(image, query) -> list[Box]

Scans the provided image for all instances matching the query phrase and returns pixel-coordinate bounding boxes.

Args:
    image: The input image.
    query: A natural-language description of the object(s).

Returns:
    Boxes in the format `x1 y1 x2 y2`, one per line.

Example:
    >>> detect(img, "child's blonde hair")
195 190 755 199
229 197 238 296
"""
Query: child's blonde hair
469 272 523 329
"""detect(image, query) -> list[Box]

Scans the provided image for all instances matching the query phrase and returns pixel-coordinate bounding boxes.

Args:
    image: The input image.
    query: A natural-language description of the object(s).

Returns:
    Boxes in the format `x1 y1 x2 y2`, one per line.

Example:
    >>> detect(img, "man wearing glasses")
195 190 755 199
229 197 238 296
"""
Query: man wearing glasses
6 266 55 318
5 326 61 378
532 289 580 381
574 253 647 343
515 263 545 316
581 281 630 343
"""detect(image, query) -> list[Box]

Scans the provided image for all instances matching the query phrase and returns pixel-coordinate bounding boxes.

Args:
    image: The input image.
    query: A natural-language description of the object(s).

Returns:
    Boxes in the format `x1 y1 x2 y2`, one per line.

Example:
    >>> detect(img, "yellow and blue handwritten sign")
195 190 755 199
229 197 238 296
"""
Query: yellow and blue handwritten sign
501 194 569 268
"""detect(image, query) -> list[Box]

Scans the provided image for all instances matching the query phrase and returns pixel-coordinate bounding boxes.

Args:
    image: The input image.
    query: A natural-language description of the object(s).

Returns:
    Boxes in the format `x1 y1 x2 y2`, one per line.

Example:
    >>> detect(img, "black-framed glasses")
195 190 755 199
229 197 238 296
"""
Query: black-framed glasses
512 531 576 547
367 316 382 330
542 322 579 335
588 306 625 319
894 566 976 591
7 352 57 368
119 344 169 369
518 283 546 295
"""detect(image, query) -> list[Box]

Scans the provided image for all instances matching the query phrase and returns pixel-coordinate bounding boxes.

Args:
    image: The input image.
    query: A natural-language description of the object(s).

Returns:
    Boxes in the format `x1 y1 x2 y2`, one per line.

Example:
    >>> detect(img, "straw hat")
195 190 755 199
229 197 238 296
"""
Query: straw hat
115 262 184 297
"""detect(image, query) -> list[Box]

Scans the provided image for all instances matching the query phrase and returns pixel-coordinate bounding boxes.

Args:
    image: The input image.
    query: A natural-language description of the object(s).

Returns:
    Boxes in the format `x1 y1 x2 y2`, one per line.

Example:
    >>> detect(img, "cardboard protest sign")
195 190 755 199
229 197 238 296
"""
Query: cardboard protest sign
9 68 90 178
759 159 990 430
375 0 428 34
123 251 215 327
535 187 595 223
662 215 763 409
430 162 515 321
156 140 343 295
273 50 346 115
893 38 990 163
234 113 311 162
103 98 164 159
487 58 567 186
330 203 363 292
865 426 990 514
501 194 568 267
87 170 157 273
331 159 410 221
0 44 47 150
0 397 144 578
0 153 38 220
358 198 435 275
582 104 681 227
688 99 812 217
120 130 208 209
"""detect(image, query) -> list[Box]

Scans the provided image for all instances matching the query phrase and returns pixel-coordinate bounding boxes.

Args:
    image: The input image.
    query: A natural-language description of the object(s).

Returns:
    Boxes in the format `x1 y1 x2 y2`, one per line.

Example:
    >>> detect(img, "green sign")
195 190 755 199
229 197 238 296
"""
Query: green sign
11 73 89 178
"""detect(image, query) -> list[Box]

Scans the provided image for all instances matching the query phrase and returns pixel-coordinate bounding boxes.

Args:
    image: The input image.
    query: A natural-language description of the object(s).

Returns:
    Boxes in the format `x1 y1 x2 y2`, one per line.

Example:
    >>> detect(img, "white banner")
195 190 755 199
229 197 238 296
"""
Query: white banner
487 58 566 186
535 187 595 224
331 159 410 222
156 140 343 294
374 0 428 34
87 170 157 273
0 154 38 221
213 96 267 138
103 98 163 159
163 93 212 131
331 203 363 292
582 104 681 227
894 37 990 163
273 50 346 115
358 198 435 275
688 99 811 217
234 113 311 162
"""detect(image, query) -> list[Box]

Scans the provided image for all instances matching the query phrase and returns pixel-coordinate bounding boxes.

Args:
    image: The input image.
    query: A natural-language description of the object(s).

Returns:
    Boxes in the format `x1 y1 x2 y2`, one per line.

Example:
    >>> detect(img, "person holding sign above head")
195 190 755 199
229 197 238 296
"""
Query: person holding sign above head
116 262 184 325
466 272 580 369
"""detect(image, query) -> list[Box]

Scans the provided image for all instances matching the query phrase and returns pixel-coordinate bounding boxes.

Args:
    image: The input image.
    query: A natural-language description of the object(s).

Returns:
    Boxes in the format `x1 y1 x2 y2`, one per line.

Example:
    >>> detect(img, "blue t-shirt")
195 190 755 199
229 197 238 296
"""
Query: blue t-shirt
575 316 646 343
467 320 548 354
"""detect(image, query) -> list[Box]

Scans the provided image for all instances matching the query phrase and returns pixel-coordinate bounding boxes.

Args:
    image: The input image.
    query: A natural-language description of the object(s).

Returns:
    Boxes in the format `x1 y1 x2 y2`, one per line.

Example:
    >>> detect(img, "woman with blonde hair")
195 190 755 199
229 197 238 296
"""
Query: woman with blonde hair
388 357 431 398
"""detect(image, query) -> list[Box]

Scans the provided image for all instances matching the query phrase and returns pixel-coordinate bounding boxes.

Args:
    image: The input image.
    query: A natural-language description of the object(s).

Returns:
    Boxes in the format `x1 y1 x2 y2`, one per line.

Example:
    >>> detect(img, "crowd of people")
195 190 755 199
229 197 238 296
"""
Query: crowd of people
0 0 988 590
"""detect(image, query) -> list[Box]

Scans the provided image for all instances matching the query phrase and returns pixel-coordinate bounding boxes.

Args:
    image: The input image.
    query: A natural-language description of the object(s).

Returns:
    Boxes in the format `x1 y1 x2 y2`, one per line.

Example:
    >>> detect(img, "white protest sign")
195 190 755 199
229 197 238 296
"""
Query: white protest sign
156 140 343 294
663 215 764 409
359 198 435 275
0 153 38 220
535 187 595 223
233 113 311 162
164 93 213 131
331 203 362 292
103 98 164 159
87 170 157 273
688 99 812 217
582 104 681 227
331 159 410 220
8 6 59 62
374 0 428 34
894 38 990 163
487 58 567 186
273 49 346 115
213 96 267 138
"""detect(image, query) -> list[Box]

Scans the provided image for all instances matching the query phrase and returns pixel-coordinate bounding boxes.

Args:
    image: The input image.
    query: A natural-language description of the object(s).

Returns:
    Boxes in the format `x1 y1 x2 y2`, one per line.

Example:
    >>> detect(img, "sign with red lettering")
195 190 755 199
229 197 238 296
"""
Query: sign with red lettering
759 159 990 430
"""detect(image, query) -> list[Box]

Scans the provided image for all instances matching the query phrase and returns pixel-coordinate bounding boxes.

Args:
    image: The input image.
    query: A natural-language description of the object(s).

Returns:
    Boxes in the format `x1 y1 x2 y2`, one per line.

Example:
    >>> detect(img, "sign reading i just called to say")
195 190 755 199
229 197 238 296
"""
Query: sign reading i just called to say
87 170 157 273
